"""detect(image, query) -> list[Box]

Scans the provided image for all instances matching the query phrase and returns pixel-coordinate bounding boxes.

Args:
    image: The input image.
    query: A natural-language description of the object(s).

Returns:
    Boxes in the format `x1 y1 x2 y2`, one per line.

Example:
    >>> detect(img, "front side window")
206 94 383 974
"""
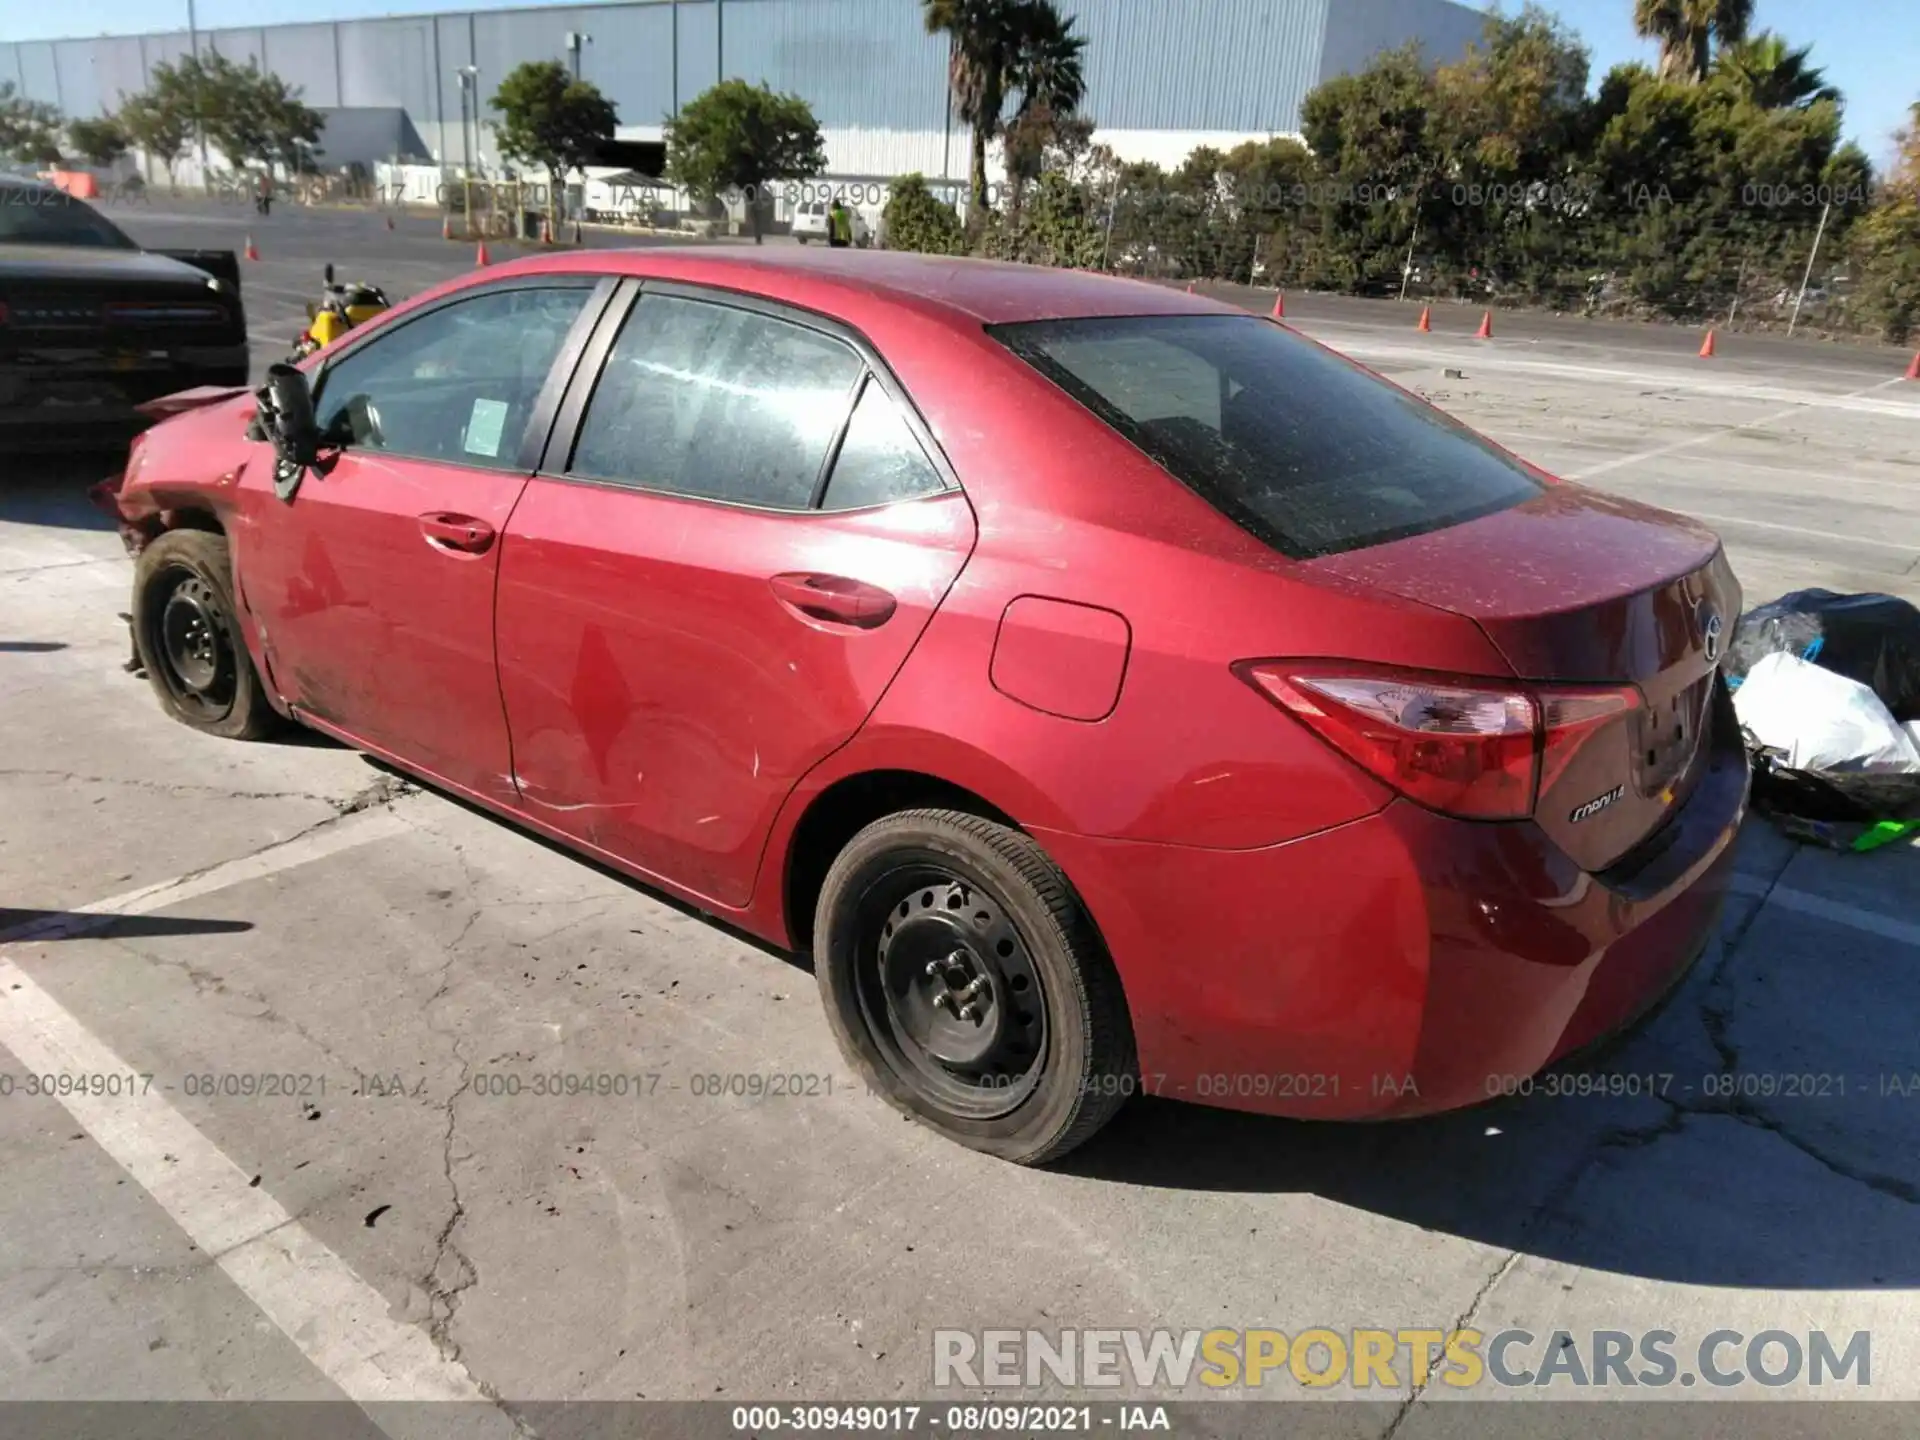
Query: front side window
313 286 591 469
992 314 1543 558
568 294 864 509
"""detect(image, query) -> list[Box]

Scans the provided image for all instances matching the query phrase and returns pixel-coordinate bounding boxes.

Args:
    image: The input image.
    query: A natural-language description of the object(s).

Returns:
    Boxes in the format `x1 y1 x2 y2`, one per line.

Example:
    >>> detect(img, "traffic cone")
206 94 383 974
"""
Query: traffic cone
540 215 553 245
1906 352 1919 381
1698 329 1716 358
1475 310 1493 339
1272 292 1285 318
243 234 259 261
475 241 490 267
1186 281 1196 293
1417 306 1432 332
441 212 452 241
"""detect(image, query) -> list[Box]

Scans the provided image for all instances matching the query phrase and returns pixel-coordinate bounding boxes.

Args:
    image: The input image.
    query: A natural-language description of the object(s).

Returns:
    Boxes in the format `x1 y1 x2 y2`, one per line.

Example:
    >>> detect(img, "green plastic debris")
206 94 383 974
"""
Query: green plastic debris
1851 819 1920 853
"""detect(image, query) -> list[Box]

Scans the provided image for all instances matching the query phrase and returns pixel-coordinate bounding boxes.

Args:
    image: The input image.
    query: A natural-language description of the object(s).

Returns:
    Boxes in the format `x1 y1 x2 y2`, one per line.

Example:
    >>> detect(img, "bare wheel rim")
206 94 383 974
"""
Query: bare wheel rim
852 864 1051 1121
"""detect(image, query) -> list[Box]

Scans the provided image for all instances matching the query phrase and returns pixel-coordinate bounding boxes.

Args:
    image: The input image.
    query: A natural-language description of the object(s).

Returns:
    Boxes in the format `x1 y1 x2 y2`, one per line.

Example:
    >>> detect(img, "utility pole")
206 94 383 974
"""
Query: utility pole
187 0 208 182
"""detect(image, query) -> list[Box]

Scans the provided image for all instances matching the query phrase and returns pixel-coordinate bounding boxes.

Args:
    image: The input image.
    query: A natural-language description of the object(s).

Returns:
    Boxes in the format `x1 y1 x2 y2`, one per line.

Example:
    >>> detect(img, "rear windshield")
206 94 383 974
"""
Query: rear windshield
990 314 1543 558
0 186 137 248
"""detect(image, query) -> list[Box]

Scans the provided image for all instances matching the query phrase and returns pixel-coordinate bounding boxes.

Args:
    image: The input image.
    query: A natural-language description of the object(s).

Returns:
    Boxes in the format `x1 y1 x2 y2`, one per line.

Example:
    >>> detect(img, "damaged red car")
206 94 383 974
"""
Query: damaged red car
97 250 1748 1164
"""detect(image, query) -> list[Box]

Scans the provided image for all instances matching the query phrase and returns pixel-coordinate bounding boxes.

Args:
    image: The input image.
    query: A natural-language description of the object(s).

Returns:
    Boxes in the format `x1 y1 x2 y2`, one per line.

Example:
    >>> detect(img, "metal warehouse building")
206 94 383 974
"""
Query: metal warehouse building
2 0 1488 183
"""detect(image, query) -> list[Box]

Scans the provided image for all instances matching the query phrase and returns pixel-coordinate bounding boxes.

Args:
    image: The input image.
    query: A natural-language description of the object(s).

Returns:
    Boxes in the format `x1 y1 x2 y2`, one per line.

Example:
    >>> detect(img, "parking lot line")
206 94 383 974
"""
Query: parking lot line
0 951 492 1406
0 806 414 946
1729 870 1920 948
0 799 523 1421
1568 376 1912 481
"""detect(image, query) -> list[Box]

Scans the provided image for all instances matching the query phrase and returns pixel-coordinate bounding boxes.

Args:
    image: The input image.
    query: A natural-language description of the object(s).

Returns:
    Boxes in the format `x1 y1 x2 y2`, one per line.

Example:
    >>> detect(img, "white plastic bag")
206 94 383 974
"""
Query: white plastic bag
1732 651 1920 773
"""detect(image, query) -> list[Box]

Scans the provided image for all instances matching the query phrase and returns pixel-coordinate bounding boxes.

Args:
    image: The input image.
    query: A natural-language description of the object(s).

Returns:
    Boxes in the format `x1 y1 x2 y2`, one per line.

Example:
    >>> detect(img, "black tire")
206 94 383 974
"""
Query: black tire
814 808 1136 1165
132 529 278 740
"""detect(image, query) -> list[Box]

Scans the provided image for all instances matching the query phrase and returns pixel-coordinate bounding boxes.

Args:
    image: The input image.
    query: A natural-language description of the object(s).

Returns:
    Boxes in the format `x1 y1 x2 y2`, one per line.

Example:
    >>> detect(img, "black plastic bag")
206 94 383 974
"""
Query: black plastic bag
1747 748 1920 823
1725 589 1920 720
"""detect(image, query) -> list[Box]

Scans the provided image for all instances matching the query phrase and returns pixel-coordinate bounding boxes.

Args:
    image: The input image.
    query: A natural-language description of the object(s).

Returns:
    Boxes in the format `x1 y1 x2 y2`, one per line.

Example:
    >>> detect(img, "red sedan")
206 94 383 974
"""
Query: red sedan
98 249 1747 1164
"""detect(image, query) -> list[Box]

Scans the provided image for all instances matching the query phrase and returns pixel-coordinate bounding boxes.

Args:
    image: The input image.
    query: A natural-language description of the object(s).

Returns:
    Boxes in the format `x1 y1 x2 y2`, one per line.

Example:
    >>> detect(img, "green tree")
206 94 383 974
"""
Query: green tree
1713 32 1840 110
1299 44 1440 291
66 115 129 168
491 60 619 233
882 172 966 253
1848 104 1920 342
1632 0 1754 83
0 80 63 165
922 0 1087 234
116 88 194 190
665 80 825 243
1430 6 1594 300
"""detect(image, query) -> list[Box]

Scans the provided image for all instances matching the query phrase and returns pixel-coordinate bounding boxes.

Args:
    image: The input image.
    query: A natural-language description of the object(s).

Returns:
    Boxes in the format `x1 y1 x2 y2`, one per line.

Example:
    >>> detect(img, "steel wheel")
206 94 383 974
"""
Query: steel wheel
857 869 1051 1119
149 568 238 723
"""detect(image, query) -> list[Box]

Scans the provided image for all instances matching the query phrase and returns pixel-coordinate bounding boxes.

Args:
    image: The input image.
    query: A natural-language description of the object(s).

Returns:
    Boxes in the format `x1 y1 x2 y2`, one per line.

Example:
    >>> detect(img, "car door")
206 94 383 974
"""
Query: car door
237 277 607 803
494 281 977 907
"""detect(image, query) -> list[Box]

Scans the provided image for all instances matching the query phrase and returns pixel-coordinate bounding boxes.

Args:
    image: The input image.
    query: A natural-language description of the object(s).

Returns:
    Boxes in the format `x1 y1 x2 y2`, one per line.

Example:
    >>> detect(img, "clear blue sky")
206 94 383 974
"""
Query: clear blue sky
4 0 1913 166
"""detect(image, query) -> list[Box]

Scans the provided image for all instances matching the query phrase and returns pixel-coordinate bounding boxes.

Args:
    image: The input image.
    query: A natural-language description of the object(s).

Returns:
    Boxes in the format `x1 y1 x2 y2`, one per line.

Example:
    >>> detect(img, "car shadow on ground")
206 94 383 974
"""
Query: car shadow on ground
0 910 253 942
1061 838 1920 1291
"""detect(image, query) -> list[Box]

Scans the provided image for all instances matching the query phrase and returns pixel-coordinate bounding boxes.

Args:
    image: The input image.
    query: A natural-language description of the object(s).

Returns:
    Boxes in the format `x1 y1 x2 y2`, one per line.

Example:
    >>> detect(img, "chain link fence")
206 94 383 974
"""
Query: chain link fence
958 170 1893 340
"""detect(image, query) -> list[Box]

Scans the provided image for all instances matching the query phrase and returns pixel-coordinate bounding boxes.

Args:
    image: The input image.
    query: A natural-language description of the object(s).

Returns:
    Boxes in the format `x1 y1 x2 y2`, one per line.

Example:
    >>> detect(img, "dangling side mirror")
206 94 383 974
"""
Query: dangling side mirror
261 363 321 469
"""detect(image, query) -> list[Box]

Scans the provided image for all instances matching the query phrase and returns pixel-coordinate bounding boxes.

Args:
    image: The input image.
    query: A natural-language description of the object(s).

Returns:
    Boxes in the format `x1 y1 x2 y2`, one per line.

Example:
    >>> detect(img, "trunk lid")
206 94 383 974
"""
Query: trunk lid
1308 484 1743 870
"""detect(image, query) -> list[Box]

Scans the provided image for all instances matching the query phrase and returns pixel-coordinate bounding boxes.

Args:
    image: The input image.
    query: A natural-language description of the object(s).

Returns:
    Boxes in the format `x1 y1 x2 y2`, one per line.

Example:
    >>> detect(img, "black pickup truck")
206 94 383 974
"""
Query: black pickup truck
1 175 249 448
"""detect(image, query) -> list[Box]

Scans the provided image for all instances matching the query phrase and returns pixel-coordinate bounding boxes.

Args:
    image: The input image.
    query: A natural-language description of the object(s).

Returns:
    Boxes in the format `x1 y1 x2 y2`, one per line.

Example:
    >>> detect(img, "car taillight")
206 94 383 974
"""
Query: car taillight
1237 663 1640 821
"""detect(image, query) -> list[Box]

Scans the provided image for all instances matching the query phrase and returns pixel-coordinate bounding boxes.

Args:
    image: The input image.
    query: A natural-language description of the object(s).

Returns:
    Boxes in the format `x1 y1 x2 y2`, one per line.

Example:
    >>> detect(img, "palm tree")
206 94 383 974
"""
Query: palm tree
1714 33 1840 109
924 0 1086 233
1632 0 1754 83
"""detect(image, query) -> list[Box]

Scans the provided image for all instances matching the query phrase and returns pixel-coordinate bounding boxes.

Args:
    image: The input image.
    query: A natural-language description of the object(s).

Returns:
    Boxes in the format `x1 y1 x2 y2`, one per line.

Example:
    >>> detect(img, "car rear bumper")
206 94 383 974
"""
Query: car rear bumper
1037 721 1749 1121
0 348 249 445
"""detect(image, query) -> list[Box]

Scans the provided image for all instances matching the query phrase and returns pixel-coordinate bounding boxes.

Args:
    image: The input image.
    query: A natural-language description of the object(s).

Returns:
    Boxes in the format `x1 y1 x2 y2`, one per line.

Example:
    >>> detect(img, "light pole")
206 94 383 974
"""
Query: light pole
564 31 592 81
457 65 479 237
187 0 209 182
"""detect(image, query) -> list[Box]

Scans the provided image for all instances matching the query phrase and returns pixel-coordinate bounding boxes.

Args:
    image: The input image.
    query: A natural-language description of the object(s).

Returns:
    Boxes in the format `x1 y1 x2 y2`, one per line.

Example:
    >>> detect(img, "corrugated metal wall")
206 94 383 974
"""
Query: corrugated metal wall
2 0 1486 171
1317 0 1487 83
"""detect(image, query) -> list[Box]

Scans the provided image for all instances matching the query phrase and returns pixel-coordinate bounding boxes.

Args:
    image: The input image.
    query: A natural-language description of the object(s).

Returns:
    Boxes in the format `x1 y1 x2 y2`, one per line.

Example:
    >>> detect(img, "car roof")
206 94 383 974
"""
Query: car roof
477 246 1234 327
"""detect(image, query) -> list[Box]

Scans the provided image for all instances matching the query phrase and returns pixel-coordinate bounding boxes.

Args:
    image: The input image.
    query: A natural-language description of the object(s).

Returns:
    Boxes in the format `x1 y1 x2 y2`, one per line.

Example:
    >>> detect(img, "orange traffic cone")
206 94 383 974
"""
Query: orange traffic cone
1474 310 1493 339
1186 281 1196 293
475 241 490 267
441 212 452 240
1698 329 1717 358
1272 292 1285 318
243 234 259 261
1417 306 1432 332
1906 351 1920 381
540 215 553 244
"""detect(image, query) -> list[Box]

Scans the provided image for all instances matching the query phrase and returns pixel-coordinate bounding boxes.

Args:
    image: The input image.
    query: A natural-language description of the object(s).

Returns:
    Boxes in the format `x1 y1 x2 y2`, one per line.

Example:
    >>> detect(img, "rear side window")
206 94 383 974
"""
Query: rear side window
819 378 946 510
569 294 864 508
991 314 1543 557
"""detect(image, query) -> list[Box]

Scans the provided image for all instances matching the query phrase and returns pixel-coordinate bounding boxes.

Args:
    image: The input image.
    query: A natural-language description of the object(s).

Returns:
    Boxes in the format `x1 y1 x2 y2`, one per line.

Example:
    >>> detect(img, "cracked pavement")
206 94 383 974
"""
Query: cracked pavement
4 264 1919 1435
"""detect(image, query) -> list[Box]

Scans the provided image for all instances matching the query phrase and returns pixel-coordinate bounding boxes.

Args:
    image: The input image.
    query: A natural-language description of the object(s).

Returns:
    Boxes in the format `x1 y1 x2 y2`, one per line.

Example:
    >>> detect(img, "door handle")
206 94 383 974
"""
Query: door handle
418 512 495 554
769 572 897 629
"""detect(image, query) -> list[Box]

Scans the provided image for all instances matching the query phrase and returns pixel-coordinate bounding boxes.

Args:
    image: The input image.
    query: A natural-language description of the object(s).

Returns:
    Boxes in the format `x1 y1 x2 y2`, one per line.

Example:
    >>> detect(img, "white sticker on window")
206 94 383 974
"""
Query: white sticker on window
463 397 510 457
